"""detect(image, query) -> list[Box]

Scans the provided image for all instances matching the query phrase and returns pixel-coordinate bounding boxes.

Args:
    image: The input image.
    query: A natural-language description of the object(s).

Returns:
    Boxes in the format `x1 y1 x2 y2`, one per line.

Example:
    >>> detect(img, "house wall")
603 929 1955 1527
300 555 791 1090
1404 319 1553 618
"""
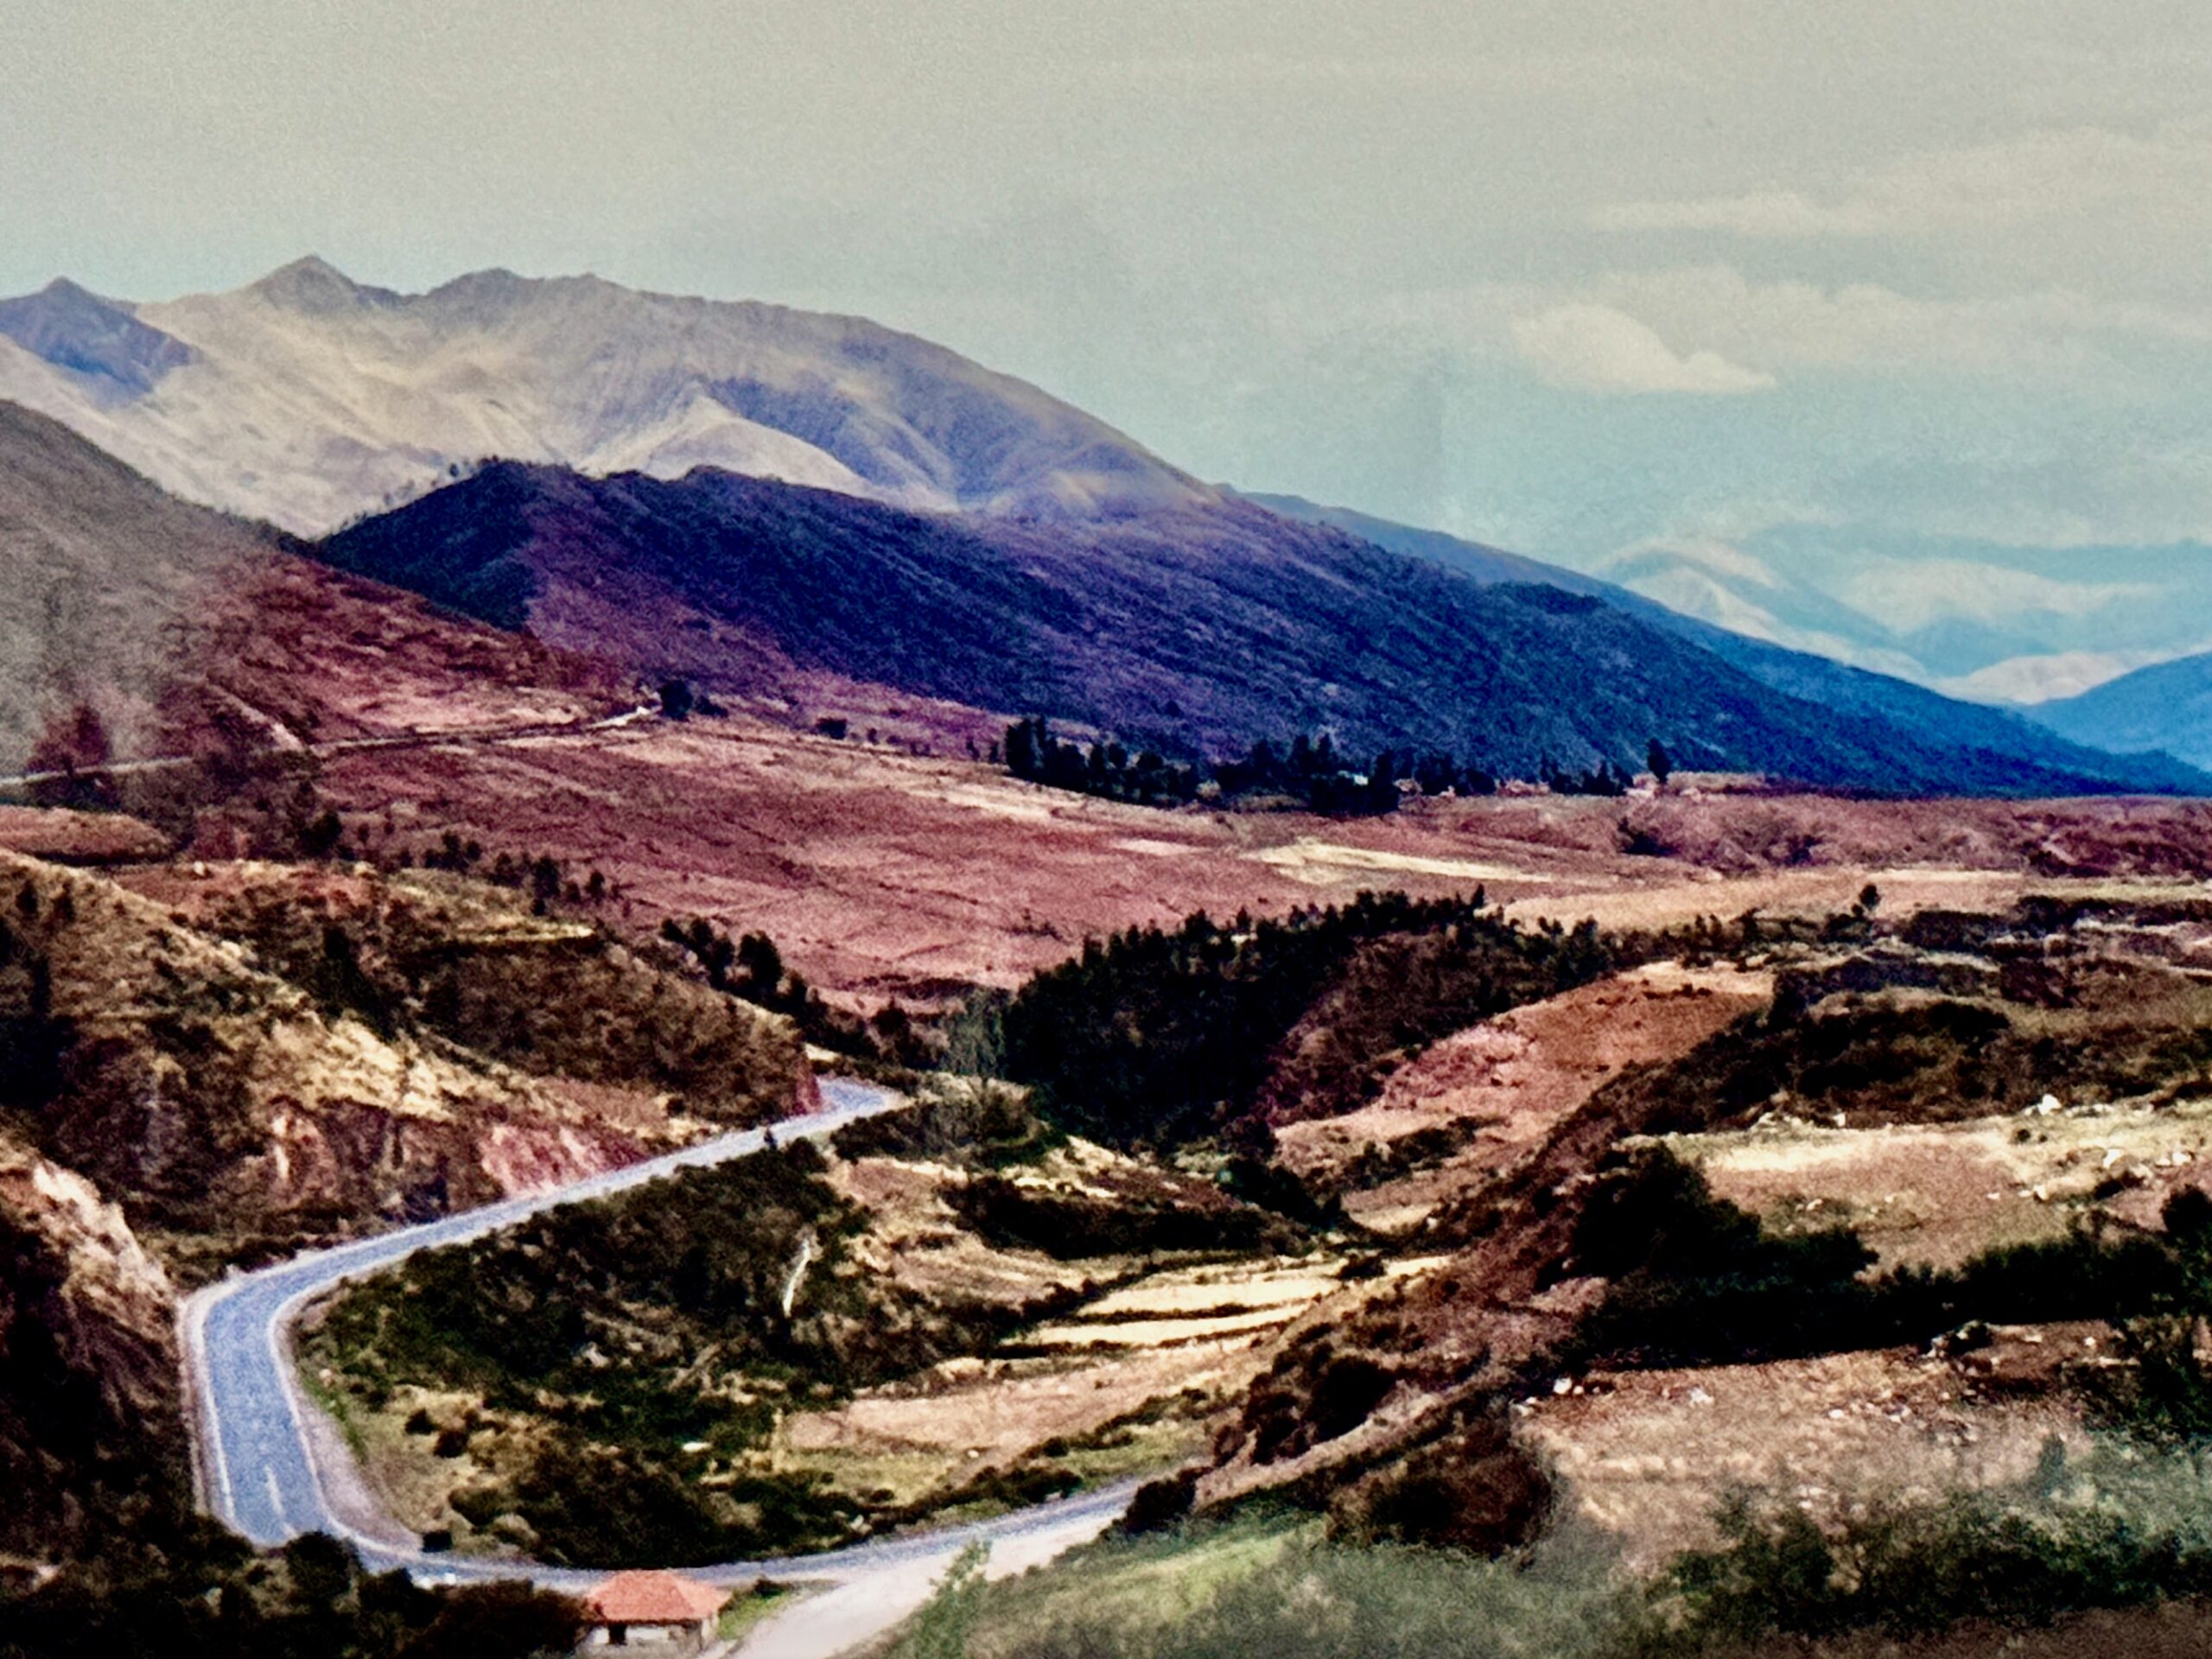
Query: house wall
580 1618 711 1655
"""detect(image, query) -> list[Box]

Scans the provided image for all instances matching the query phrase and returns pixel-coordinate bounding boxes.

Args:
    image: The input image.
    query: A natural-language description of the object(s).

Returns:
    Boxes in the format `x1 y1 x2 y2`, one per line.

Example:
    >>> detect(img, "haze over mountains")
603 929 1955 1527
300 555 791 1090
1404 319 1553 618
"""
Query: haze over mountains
1250 493 2209 794
2 256 2207 795
0 257 1211 537
2032 656 2212 772
1588 530 2212 710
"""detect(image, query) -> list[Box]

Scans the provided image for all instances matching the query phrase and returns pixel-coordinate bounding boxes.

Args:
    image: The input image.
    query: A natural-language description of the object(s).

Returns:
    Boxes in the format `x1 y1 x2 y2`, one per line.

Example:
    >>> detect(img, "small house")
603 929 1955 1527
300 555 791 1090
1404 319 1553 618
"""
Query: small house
579 1569 730 1654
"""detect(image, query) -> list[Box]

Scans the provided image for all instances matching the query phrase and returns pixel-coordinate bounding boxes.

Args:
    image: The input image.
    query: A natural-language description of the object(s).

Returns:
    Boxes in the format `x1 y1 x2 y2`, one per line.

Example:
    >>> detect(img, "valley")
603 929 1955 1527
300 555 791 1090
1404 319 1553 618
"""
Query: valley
20 671 2212 1658
312 703 2212 1007
3 250 2212 1659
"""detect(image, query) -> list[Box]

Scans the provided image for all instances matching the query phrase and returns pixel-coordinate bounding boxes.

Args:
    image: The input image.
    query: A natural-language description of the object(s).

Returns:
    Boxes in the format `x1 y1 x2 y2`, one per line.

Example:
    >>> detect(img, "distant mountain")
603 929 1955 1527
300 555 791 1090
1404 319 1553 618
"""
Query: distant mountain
7 256 2199 798
0 257 1211 536
321 462 2206 796
0 398 623 772
2031 653 2212 770
1252 493 2208 796
0 277 194 395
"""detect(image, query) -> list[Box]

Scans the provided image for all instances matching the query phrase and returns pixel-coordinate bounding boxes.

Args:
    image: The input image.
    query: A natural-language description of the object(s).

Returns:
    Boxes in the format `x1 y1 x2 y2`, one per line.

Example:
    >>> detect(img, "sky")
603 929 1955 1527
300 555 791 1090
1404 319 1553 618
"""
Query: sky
7 1 2212 698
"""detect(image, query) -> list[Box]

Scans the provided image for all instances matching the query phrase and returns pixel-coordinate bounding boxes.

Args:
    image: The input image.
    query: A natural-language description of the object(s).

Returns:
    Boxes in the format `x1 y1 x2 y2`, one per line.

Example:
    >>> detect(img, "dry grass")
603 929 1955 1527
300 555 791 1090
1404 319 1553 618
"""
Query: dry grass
1675 1100 2212 1271
1277 963 1772 1231
318 708 2212 1011
1519 1348 2087 1572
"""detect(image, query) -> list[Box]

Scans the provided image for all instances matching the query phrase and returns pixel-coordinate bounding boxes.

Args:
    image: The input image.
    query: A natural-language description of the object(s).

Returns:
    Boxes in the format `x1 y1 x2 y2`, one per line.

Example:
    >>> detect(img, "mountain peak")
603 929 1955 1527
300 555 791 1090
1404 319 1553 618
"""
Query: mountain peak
14 260 1210 531
421 266 540 322
247 255 399 314
0 276 194 396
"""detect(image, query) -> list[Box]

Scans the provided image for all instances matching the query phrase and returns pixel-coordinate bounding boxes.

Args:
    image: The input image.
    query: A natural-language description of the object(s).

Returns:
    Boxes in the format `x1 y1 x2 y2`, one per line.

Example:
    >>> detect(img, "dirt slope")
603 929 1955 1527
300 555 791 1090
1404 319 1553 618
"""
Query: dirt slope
0 852 809 1280
0 397 629 779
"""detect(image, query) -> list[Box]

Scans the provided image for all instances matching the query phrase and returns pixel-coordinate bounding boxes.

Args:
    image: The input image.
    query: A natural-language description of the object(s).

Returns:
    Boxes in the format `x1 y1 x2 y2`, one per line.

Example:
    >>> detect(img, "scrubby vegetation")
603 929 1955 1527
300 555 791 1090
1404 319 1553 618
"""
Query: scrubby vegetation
0 1201 179 1560
306 1141 991 1563
1636 1451 2212 1651
894 1465 2212 1659
1003 715 1684 817
949 1169 1304 1260
1602 907 2212 1136
898 1520 1625 1659
1554 1145 2190 1375
1005 716 1510 817
0 1522 580 1659
828 1080 1054 1166
658 915 927 1065
199 874 802 1125
301 1140 1103 1564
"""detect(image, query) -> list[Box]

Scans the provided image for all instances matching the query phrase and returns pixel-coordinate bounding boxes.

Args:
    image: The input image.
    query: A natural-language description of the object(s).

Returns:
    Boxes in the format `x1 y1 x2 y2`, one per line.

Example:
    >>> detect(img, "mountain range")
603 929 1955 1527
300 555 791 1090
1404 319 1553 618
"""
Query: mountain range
1580 527 2212 714
1265 493 2212 779
317 460 2204 795
0 257 1211 537
2031 655 2212 771
1250 494 2210 791
1 257 2207 796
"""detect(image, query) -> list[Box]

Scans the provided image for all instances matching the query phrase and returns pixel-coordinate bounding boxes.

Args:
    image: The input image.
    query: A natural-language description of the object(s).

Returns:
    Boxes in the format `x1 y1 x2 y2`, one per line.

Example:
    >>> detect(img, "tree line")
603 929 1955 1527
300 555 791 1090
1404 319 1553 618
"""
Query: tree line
984 889 1618 1154
1001 716 1678 816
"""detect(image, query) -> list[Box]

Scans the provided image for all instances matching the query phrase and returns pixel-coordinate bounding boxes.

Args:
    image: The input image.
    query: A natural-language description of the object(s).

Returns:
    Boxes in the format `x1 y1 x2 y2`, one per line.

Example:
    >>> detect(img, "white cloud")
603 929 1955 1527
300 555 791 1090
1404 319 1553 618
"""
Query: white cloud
1598 537 1932 682
1938 647 2190 706
1344 266 2212 391
1605 536 1783 589
1509 303 1773 395
1595 123 2212 242
1834 557 2157 633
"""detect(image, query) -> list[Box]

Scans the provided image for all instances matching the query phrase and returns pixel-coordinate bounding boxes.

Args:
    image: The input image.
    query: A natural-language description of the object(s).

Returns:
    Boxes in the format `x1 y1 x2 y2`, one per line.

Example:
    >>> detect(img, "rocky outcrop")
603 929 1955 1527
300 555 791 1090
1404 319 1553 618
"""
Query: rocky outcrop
0 852 809 1281
0 1135 183 1557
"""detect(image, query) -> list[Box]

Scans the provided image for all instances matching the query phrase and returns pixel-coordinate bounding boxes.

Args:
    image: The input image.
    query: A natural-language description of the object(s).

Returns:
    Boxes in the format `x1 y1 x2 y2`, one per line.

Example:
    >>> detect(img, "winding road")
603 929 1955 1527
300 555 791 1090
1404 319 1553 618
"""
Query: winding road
178 1077 1135 1655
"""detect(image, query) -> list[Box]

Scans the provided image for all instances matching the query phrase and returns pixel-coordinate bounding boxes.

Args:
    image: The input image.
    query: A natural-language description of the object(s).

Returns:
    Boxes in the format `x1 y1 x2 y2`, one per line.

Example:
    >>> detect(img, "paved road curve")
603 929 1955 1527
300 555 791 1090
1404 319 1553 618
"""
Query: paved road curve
179 1075 1135 1636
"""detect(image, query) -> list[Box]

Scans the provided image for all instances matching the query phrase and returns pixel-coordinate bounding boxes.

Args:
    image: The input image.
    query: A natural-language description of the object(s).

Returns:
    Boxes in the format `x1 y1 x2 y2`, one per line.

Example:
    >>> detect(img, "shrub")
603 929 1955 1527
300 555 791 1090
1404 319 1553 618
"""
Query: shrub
992 1537 1626 1659
998 893 1615 1151
1117 1471 1198 1536
1651 1477 2212 1646
1328 1417 1556 1557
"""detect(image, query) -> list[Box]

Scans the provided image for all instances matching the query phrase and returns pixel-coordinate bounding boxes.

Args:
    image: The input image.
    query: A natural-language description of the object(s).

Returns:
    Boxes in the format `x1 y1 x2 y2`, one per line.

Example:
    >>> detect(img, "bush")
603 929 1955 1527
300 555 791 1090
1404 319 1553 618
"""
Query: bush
1650 1475 2212 1646
0 1528 582 1659
396 1581 583 1659
1328 1417 1555 1556
1558 1147 2184 1375
947 1174 1302 1260
1117 1471 1198 1536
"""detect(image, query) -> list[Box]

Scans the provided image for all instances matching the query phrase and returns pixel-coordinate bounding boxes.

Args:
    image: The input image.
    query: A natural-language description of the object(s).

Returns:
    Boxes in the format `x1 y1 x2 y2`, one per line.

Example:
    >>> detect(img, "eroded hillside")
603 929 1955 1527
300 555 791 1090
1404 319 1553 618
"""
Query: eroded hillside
0 840 812 1569
0 399 629 781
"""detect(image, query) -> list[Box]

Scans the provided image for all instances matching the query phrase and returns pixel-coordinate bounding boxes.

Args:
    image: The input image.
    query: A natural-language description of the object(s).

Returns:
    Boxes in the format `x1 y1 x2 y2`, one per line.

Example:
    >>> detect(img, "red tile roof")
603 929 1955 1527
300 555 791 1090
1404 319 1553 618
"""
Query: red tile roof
586 1570 728 1624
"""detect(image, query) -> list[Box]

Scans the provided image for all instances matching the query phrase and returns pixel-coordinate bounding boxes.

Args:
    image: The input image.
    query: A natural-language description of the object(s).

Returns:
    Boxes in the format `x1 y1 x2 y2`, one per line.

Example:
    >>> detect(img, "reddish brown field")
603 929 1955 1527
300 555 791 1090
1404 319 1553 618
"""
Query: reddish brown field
318 711 2212 1008
1276 963 1772 1231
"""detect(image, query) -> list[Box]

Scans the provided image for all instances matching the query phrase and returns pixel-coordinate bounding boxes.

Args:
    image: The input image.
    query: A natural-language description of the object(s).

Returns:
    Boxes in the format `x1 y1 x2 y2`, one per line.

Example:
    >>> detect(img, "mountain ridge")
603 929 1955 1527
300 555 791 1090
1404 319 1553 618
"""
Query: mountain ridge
0 397 628 778
2031 652 2212 770
1249 492 2209 797
318 460 2209 798
0 257 1213 535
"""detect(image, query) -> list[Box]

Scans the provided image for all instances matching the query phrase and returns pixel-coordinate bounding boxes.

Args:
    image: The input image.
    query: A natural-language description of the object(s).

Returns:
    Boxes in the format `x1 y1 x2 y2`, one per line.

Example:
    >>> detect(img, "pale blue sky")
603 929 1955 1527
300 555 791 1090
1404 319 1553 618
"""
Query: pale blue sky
8 2 2212 694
